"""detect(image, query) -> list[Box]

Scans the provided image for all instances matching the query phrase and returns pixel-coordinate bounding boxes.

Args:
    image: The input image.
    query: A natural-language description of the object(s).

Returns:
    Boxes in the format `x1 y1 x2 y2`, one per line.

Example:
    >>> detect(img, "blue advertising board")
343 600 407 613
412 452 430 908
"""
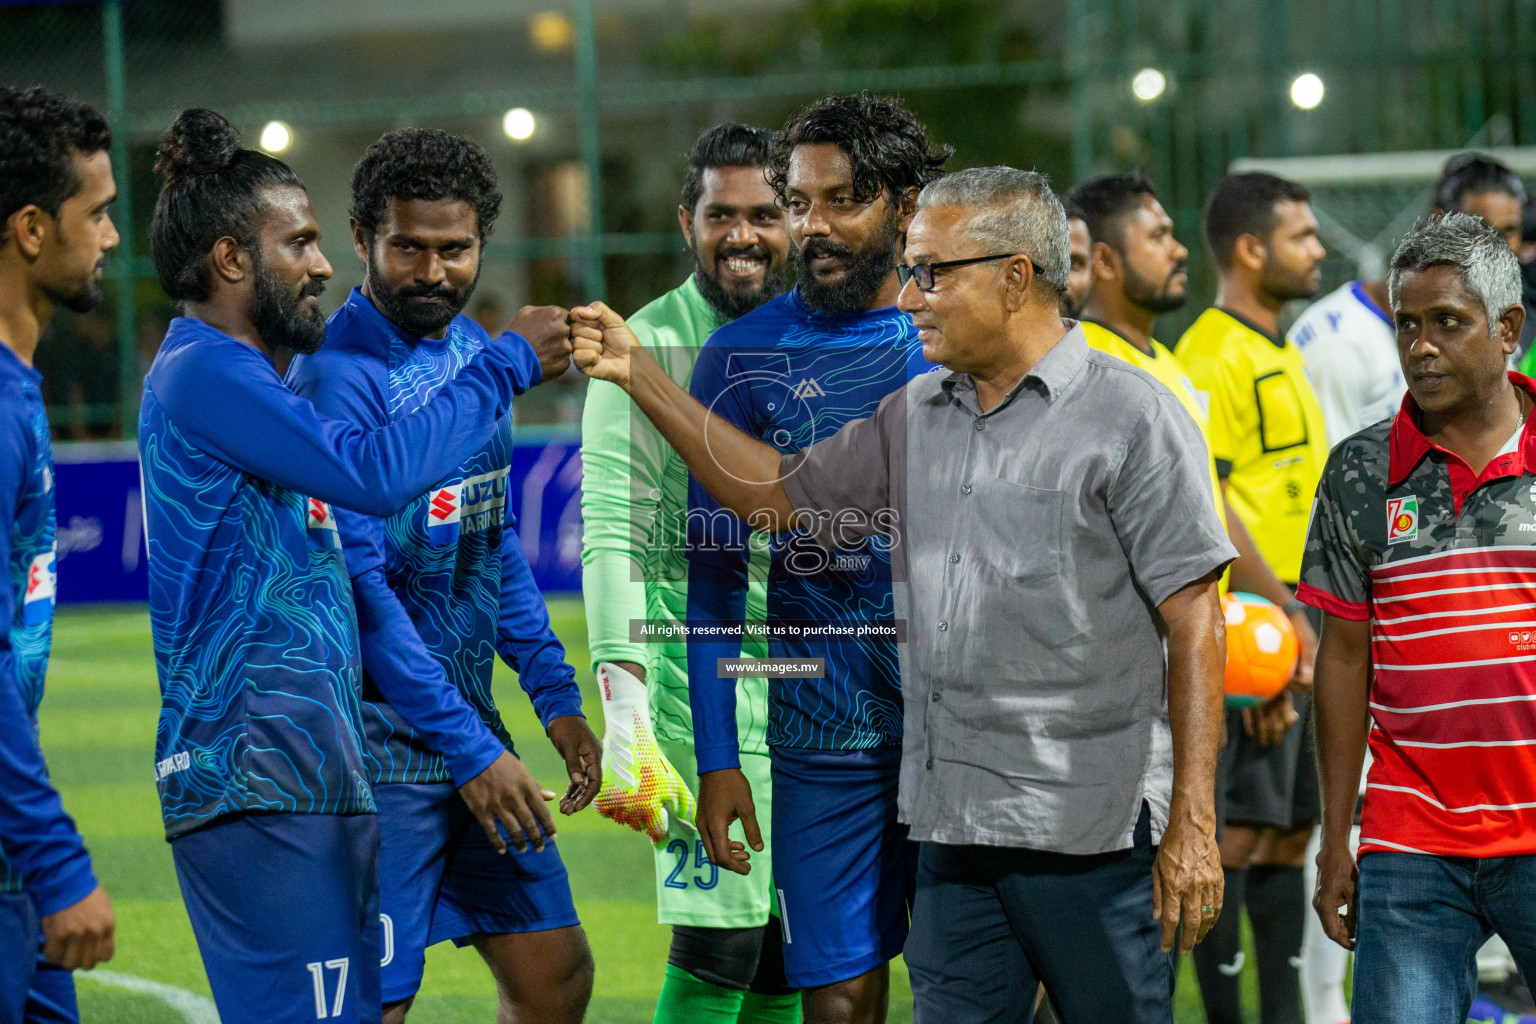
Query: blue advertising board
52 429 585 604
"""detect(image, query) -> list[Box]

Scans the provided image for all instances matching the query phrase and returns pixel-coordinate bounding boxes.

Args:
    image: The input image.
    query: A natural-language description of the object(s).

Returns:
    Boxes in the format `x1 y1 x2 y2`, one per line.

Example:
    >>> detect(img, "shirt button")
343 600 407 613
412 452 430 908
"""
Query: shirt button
931 692 941 702
974 420 986 431
961 484 972 495
948 553 960 564
938 621 948 631
925 758 934 769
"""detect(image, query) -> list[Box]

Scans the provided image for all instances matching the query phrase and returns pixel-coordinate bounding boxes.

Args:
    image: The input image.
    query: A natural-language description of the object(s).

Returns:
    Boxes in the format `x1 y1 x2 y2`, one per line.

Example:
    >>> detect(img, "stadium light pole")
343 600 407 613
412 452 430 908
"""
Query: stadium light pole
103 0 137 437
573 0 606 302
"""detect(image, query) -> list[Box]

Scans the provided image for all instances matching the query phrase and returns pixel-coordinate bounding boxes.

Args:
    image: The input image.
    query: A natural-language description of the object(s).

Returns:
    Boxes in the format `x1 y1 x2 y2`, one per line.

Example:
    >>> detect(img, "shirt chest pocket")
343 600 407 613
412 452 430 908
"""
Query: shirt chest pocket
968 480 1063 585
1255 371 1310 452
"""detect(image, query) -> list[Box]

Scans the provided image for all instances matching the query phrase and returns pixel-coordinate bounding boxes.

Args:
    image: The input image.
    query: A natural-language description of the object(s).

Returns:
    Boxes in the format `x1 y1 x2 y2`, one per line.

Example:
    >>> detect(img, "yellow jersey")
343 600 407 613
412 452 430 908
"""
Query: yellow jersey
1175 308 1329 583
1081 320 1227 533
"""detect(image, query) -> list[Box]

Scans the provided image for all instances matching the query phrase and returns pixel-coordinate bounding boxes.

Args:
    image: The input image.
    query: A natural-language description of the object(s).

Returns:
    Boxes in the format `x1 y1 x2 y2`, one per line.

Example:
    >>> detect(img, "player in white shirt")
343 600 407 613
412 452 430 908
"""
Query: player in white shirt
1289 279 1404 446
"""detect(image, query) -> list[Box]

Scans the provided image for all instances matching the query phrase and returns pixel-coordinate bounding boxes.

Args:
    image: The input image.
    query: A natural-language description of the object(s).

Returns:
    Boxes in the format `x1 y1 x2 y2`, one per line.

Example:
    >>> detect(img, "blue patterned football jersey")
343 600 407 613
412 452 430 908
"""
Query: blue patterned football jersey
288 290 582 787
686 288 934 772
0 343 95 913
139 316 536 838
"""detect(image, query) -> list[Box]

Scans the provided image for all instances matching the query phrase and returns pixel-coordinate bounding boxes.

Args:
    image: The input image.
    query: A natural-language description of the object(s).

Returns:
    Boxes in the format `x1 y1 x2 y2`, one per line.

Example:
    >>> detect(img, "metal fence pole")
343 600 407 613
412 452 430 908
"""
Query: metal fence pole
1068 0 1093 182
103 0 137 436
573 0 606 302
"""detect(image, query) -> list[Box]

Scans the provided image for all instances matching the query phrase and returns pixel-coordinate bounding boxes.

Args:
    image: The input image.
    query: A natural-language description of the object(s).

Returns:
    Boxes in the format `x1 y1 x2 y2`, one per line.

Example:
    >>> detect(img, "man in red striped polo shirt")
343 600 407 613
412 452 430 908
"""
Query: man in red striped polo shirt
1301 211 1536 1022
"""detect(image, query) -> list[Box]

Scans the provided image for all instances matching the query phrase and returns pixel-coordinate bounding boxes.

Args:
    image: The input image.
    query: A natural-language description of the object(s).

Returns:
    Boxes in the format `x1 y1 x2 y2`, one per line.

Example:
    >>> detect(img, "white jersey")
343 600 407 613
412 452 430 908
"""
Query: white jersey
1289 281 1405 447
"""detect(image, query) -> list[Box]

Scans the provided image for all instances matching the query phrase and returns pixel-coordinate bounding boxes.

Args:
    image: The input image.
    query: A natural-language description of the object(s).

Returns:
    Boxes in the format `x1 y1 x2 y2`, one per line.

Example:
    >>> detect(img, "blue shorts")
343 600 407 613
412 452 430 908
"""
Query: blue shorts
374 782 579 1003
172 813 381 1024
0 893 76 1024
769 746 917 989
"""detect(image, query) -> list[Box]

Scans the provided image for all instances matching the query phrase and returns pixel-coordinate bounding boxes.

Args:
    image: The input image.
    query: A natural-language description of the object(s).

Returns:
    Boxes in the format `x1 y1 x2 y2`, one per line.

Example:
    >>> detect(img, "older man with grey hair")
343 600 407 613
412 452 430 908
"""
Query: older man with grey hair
568 166 1235 1022
1302 212 1536 1023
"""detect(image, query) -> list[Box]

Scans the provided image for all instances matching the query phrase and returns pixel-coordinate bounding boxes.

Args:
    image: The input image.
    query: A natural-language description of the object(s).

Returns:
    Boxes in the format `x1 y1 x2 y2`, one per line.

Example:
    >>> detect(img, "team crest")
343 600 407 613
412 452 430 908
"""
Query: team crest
1386 495 1419 544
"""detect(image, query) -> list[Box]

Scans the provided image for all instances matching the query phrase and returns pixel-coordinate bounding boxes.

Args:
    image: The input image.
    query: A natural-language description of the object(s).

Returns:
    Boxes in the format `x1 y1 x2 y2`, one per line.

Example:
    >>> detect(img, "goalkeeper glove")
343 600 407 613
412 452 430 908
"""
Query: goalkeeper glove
594 661 697 844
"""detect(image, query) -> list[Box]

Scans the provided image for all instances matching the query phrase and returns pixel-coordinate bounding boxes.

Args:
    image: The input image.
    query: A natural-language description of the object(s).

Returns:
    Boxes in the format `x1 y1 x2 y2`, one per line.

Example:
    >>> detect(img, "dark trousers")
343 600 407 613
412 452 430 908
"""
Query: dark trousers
904 804 1172 1024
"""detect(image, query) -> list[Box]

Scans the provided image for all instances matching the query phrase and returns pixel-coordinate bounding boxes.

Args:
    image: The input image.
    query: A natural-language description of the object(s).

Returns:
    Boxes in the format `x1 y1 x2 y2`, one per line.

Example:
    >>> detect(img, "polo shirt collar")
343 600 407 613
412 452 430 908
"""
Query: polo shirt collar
939 322 1088 411
1388 371 1536 499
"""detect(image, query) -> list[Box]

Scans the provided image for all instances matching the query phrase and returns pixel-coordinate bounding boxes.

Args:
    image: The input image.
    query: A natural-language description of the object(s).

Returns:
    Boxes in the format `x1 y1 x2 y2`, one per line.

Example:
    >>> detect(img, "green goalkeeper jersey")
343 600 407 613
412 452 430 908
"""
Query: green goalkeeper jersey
580 275 771 756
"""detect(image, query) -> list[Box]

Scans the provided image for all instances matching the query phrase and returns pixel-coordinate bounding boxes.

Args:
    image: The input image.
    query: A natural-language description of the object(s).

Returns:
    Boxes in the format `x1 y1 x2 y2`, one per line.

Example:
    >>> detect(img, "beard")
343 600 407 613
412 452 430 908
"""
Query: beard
1123 259 1188 315
792 211 903 315
366 258 481 338
1261 259 1322 304
250 258 328 355
43 257 107 314
693 239 789 322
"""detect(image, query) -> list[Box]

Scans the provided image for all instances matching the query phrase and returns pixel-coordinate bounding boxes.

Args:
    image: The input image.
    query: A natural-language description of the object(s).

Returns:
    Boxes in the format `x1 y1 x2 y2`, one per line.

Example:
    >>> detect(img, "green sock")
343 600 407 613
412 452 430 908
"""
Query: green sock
654 964 745 1024
739 990 802 1024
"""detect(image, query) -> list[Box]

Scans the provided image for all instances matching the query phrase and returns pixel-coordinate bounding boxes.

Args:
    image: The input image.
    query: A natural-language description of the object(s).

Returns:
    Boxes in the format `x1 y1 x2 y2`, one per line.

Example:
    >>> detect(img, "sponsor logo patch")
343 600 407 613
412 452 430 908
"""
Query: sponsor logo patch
306 498 342 548
22 547 55 625
155 750 192 780
427 485 462 545
426 469 508 545
1386 495 1419 544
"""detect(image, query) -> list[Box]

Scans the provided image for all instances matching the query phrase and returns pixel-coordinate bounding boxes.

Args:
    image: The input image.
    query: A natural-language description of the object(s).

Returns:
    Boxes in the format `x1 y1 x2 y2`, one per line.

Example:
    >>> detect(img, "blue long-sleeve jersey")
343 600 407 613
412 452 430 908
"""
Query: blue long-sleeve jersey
686 288 933 773
139 315 539 838
287 289 582 788
0 342 96 916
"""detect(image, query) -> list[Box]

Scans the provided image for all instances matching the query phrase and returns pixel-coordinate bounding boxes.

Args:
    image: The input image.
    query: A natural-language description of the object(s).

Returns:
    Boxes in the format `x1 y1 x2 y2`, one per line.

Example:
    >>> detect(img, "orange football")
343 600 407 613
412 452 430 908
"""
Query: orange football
1223 592 1299 707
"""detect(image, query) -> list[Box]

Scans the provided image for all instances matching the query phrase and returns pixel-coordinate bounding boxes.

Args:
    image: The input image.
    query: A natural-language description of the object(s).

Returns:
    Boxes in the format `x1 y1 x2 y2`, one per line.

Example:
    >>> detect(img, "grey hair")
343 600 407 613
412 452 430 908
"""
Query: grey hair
916 166 1071 296
1388 211 1523 324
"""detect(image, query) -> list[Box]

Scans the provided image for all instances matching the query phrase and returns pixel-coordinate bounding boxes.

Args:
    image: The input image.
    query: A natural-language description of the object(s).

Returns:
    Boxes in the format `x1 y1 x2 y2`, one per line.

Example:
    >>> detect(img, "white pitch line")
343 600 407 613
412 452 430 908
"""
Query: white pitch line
80 969 220 1024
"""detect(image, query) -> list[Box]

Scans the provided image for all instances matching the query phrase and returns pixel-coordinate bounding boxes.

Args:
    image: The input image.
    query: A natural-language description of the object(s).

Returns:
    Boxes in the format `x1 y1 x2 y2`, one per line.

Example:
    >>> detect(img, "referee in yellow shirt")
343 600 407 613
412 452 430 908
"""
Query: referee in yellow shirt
1176 172 1329 1024
1066 171 1310 603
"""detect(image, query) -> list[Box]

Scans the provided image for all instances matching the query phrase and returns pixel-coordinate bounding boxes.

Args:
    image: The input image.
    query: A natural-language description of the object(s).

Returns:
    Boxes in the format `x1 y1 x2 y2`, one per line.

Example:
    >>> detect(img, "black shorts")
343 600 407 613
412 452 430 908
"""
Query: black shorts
1223 692 1320 831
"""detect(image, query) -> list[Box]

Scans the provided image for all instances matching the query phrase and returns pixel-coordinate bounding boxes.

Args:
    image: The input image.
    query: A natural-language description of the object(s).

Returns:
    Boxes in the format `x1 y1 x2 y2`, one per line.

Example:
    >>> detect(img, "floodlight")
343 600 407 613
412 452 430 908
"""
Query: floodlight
503 108 536 142
530 11 574 52
1132 68 1167 102
1290 73 1325 110
259 121 291 155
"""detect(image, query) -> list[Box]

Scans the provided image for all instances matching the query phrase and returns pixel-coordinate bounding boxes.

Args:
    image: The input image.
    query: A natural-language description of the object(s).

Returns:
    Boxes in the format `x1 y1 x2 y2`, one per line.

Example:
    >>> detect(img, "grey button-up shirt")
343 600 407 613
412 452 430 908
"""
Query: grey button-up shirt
780 325 1235 855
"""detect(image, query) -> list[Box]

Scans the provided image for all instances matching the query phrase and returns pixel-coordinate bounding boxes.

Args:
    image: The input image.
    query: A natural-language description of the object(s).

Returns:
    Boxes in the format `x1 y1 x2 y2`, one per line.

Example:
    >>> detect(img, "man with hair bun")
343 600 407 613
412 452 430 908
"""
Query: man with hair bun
1303 212 1536 1021
138 108 560 1024
288 126 597 1024
580 121 799 1024
0 83 118 1024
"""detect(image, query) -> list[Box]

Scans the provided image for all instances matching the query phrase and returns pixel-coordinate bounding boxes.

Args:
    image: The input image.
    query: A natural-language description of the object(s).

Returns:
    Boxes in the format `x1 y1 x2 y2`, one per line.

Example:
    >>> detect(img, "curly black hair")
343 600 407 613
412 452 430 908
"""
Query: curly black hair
350 128 502 240
680 122 776 215
765 93 949 207
0 86 112 244
151 108 305 302
1064 169 1158 254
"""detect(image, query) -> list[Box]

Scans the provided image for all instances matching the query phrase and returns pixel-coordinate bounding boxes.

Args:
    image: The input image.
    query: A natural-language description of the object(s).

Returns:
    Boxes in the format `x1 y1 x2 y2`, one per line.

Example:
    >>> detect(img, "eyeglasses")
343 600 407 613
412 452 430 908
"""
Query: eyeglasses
898 253 1039 292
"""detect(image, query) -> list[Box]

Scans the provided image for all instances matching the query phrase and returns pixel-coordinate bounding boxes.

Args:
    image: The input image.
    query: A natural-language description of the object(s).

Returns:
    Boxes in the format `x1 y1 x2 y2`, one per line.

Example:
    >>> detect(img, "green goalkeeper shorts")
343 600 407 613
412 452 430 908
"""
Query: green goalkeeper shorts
652 741 775 929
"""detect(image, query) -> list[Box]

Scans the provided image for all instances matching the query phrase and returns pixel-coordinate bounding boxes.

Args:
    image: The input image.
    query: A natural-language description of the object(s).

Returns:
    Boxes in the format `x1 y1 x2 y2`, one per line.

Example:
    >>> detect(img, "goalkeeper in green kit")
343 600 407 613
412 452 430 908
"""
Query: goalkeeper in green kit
580 124 798 1023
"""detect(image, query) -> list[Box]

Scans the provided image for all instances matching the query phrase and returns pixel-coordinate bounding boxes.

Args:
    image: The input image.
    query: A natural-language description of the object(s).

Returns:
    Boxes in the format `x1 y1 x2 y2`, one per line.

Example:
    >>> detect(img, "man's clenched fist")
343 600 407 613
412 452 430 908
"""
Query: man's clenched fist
509 304 573 382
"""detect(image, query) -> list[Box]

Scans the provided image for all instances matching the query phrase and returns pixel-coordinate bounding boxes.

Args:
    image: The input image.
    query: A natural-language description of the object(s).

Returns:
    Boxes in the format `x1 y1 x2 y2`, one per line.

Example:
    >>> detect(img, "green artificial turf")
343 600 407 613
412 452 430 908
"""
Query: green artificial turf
44 602 1264 1023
